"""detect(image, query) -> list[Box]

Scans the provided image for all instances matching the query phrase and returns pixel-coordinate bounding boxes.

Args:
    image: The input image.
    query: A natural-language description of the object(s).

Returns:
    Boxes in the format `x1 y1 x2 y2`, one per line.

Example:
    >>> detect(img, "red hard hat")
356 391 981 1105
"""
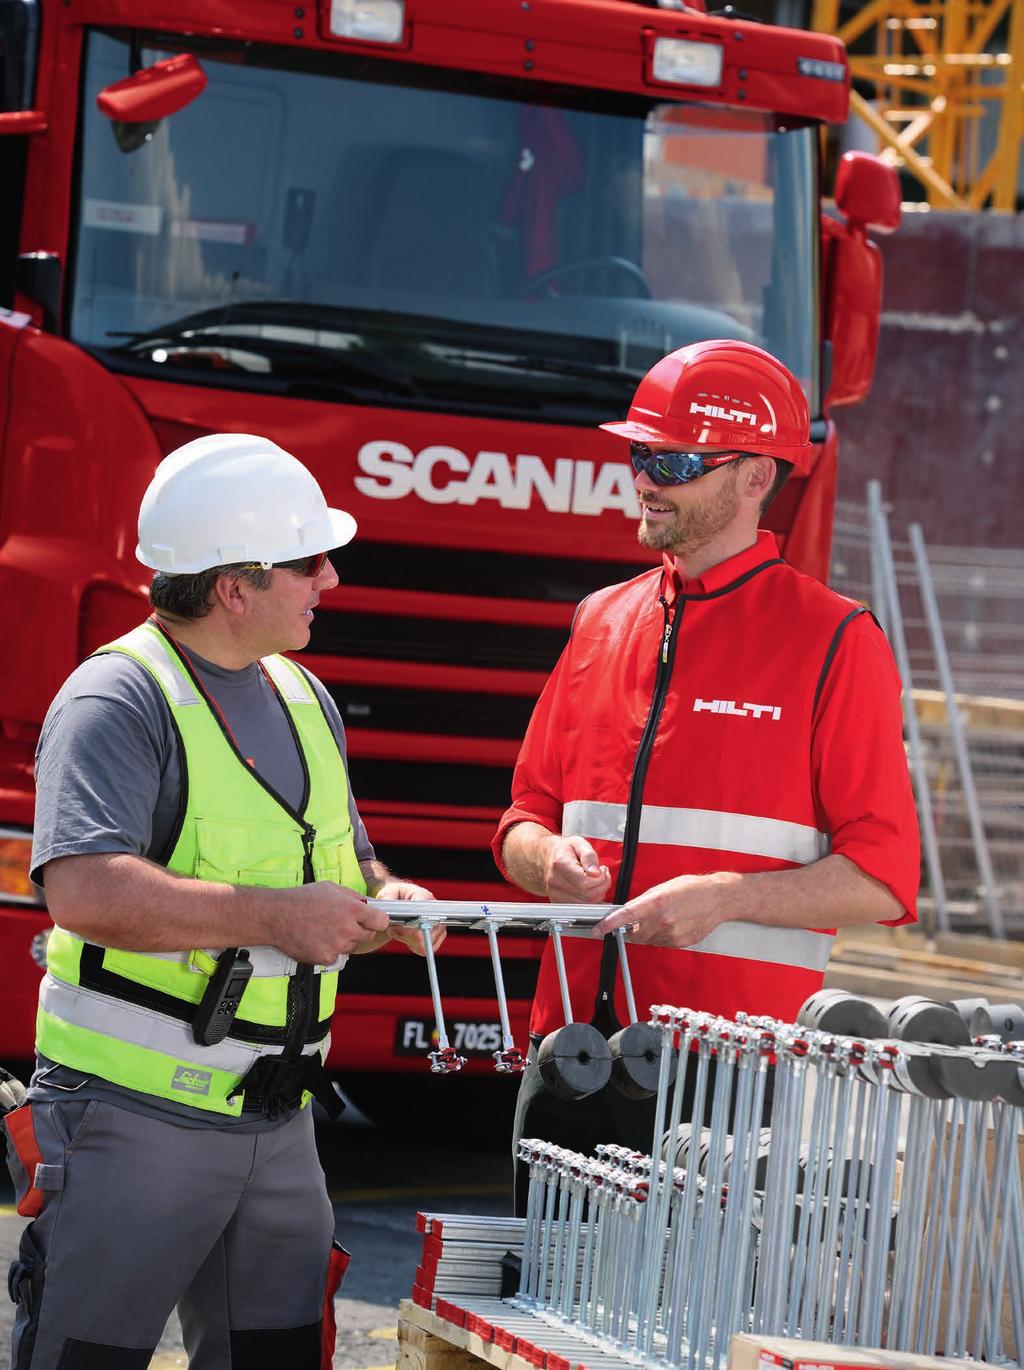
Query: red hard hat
601 339 812 472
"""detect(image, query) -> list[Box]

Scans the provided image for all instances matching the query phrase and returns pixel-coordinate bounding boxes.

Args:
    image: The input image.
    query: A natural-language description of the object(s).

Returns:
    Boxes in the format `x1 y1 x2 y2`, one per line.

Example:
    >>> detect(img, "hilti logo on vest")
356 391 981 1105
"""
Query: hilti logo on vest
689 401 757 426
693 698 783 721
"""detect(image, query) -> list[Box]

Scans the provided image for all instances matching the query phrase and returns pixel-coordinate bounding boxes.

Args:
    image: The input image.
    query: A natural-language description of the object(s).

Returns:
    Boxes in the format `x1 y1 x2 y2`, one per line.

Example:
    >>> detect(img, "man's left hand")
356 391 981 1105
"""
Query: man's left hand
596 872 740 949
375 881 447 955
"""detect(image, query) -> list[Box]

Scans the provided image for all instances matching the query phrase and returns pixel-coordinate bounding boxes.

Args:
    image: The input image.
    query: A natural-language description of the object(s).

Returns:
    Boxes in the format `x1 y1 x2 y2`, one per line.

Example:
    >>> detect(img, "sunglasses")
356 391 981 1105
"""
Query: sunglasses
273 551 331 578
630 442 745 487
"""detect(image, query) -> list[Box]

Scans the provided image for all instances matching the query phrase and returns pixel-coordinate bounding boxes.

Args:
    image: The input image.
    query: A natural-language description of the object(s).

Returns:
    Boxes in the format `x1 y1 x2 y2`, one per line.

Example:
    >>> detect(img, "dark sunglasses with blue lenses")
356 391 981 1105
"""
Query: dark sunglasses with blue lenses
630 442 745 487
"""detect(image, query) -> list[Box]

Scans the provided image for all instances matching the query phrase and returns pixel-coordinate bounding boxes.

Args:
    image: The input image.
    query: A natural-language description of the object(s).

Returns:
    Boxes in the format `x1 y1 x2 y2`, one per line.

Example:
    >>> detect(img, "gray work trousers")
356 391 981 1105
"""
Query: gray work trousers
5 1098 335 1369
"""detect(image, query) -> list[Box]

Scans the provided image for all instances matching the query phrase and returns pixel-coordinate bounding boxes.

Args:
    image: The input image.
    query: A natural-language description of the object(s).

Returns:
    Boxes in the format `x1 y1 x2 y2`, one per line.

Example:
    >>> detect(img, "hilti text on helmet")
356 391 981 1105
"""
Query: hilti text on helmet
689 401 757 426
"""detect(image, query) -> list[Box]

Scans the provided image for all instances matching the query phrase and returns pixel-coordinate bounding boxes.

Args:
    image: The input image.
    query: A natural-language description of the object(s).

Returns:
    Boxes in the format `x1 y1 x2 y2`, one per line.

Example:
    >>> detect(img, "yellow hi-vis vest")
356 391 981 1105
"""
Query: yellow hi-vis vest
36 621 366 1116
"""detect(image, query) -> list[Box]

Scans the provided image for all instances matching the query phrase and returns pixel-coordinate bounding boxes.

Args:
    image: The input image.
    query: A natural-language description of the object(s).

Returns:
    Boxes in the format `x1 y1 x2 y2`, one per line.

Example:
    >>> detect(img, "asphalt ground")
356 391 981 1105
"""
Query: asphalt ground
0 1079 519 1369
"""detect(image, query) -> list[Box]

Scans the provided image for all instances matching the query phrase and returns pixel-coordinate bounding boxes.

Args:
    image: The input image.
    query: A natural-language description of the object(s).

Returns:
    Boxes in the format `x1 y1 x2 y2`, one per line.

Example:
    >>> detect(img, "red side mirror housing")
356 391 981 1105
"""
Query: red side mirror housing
835 151 901 233
822 153 901 409
97 53 206 124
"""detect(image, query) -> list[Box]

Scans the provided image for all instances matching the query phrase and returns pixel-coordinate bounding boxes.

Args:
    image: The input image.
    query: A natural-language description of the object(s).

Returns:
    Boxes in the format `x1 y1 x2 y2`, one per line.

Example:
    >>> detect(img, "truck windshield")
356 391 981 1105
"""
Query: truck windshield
71 31 819 425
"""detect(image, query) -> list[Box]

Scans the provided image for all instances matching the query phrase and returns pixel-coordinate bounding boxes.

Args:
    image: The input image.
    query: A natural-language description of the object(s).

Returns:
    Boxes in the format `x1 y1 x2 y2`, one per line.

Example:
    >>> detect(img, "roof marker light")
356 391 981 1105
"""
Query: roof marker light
797 56 846 83
329 0 405 44
652 38 724 88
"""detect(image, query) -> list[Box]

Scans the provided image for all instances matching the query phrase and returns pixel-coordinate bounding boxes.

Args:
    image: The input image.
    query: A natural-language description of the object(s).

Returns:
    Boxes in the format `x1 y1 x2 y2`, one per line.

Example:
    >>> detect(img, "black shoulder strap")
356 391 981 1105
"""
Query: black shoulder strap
812 606 877 717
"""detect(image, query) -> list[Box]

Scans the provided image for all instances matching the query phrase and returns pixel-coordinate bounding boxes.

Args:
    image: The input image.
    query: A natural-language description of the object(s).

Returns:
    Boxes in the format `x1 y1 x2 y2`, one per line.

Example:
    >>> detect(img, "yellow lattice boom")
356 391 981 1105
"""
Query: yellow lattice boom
812 0 1024 210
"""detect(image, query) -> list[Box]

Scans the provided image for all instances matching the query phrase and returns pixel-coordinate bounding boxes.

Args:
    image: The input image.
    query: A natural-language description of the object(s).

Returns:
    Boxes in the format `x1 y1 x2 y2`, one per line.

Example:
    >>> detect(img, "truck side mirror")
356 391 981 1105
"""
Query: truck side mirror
96 53 206 152
822 152 901 409
834 151 902 234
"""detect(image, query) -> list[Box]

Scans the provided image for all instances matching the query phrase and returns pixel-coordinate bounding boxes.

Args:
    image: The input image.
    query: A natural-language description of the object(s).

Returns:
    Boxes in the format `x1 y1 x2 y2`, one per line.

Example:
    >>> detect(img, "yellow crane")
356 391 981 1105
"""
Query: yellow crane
812 0 1024 209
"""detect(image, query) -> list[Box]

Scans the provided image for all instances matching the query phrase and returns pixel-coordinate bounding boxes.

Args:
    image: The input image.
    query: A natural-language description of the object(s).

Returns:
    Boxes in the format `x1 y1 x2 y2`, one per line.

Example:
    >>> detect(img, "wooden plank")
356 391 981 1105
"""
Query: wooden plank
824 961 1020 1004
398 1300 534 1370
833 924 1024 969
397 1313 487 1370
827 923 1024 1004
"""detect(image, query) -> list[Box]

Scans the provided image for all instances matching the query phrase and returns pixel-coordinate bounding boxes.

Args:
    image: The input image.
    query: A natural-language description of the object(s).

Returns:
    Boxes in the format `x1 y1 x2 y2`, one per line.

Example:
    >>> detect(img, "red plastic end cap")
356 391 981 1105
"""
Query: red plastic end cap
435 1300 466 1327
466 1313 495 1342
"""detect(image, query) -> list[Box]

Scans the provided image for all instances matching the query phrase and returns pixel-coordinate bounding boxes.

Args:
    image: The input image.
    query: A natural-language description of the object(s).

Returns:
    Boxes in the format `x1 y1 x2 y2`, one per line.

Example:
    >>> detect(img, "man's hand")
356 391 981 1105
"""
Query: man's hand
596 872 740 948
540 835 612 904
269 882 390 964
373 880 447 956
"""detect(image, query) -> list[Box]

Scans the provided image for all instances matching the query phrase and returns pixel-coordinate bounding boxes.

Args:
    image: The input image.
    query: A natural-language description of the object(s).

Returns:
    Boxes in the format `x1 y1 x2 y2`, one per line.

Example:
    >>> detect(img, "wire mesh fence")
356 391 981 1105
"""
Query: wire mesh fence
830 496 1024 938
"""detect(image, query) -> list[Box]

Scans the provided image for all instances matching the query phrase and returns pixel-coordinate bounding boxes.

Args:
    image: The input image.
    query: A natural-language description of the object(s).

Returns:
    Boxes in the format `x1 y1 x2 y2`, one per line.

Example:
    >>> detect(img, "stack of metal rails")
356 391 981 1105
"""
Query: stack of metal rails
401 987 1024 1370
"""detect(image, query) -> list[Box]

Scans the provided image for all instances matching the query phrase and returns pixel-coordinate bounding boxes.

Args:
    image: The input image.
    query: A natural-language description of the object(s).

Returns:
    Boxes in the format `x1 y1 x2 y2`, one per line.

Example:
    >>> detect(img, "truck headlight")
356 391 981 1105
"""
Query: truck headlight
652 37 724 88
329 0 405 44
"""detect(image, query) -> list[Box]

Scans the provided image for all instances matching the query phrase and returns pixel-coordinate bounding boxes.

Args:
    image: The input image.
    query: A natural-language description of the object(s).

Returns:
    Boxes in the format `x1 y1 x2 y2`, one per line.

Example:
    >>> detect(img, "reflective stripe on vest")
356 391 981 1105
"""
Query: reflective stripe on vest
56 933 347 980
681 922 832 973
563 799 830 866
563 798 832 974
37 621 362 1115
39 974 326 1106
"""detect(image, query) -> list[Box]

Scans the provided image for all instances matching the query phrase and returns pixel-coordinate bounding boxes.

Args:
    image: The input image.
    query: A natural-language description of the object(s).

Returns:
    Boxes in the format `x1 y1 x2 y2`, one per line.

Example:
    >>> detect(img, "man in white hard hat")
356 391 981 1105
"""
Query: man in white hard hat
6 435 439 1369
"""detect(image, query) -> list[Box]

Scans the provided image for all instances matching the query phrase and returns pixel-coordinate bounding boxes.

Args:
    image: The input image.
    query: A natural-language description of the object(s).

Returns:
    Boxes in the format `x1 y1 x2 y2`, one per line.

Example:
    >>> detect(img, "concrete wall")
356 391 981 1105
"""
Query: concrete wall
833 211 1024 549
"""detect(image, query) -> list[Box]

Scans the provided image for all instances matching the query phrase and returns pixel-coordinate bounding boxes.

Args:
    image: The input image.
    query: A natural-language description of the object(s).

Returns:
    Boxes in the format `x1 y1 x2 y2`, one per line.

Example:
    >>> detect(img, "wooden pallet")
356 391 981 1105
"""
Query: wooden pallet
397 1298 637 1370
398 1300 533 1370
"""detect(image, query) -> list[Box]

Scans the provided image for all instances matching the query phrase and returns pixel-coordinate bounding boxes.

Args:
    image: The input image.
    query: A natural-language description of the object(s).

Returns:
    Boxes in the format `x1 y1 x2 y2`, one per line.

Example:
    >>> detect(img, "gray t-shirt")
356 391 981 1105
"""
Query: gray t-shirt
30 636 374 1130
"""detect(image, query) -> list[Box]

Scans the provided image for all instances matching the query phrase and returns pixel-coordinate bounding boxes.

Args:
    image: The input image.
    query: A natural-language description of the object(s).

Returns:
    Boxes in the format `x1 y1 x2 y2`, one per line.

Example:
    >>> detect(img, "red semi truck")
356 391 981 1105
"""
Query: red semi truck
0 0 898 1103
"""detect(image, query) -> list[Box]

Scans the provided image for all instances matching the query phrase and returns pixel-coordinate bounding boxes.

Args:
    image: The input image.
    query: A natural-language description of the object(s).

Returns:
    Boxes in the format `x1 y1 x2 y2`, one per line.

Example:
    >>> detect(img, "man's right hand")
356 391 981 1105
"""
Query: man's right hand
270 882 390 964
540 835 612 904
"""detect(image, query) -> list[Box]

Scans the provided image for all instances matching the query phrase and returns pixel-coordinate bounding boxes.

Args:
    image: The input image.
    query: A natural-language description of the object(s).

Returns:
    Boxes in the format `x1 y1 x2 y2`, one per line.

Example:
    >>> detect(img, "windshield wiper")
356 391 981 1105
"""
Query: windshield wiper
101 298 644 409
437 348 643 387
105 301 422 396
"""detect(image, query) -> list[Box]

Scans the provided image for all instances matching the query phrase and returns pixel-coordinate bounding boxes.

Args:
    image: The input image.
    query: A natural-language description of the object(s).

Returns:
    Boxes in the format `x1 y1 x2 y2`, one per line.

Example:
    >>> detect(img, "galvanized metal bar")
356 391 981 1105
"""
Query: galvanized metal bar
861 1054 903 1348
372 899 618 926
908 521 1004 938
548 923 575 1026
811 1041 859 1341
867 481 947 931
689 1029 737 1366
614 928 638 1024
832 1067 870 1343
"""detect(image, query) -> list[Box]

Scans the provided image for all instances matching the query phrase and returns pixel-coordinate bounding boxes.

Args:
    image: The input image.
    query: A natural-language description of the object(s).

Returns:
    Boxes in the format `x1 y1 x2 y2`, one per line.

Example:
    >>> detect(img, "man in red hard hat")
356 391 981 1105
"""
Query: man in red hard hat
493 340 920 1210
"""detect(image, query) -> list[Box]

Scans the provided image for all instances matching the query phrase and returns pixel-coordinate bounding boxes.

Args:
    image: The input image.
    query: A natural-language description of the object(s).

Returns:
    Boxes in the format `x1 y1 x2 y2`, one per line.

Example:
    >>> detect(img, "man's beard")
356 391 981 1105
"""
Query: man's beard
637 470 741 555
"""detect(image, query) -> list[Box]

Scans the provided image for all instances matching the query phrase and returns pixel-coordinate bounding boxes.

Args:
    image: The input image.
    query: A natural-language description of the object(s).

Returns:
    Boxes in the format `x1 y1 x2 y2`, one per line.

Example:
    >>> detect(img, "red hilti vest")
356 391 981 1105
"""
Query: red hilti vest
503 536 881 1038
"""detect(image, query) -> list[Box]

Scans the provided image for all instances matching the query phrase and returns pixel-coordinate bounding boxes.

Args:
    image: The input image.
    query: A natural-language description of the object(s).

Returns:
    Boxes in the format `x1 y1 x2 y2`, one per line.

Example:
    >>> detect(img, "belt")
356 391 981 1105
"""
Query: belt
233 1054 345 1122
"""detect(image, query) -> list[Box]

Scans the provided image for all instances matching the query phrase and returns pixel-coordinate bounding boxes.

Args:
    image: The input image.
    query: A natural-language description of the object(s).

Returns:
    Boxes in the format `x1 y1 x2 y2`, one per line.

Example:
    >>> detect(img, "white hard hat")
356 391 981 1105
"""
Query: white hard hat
136 433 357 574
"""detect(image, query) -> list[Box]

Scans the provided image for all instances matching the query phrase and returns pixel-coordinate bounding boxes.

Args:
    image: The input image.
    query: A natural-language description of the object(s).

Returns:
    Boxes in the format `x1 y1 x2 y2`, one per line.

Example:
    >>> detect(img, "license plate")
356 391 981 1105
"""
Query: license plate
395 1017 505 1057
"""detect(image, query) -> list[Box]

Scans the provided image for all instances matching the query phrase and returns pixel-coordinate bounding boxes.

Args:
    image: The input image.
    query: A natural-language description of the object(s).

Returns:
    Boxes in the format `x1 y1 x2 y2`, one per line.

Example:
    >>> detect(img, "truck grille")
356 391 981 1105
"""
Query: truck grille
327 683 536 739
309 610 568 671
332 540 648 604
348 757 512 809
